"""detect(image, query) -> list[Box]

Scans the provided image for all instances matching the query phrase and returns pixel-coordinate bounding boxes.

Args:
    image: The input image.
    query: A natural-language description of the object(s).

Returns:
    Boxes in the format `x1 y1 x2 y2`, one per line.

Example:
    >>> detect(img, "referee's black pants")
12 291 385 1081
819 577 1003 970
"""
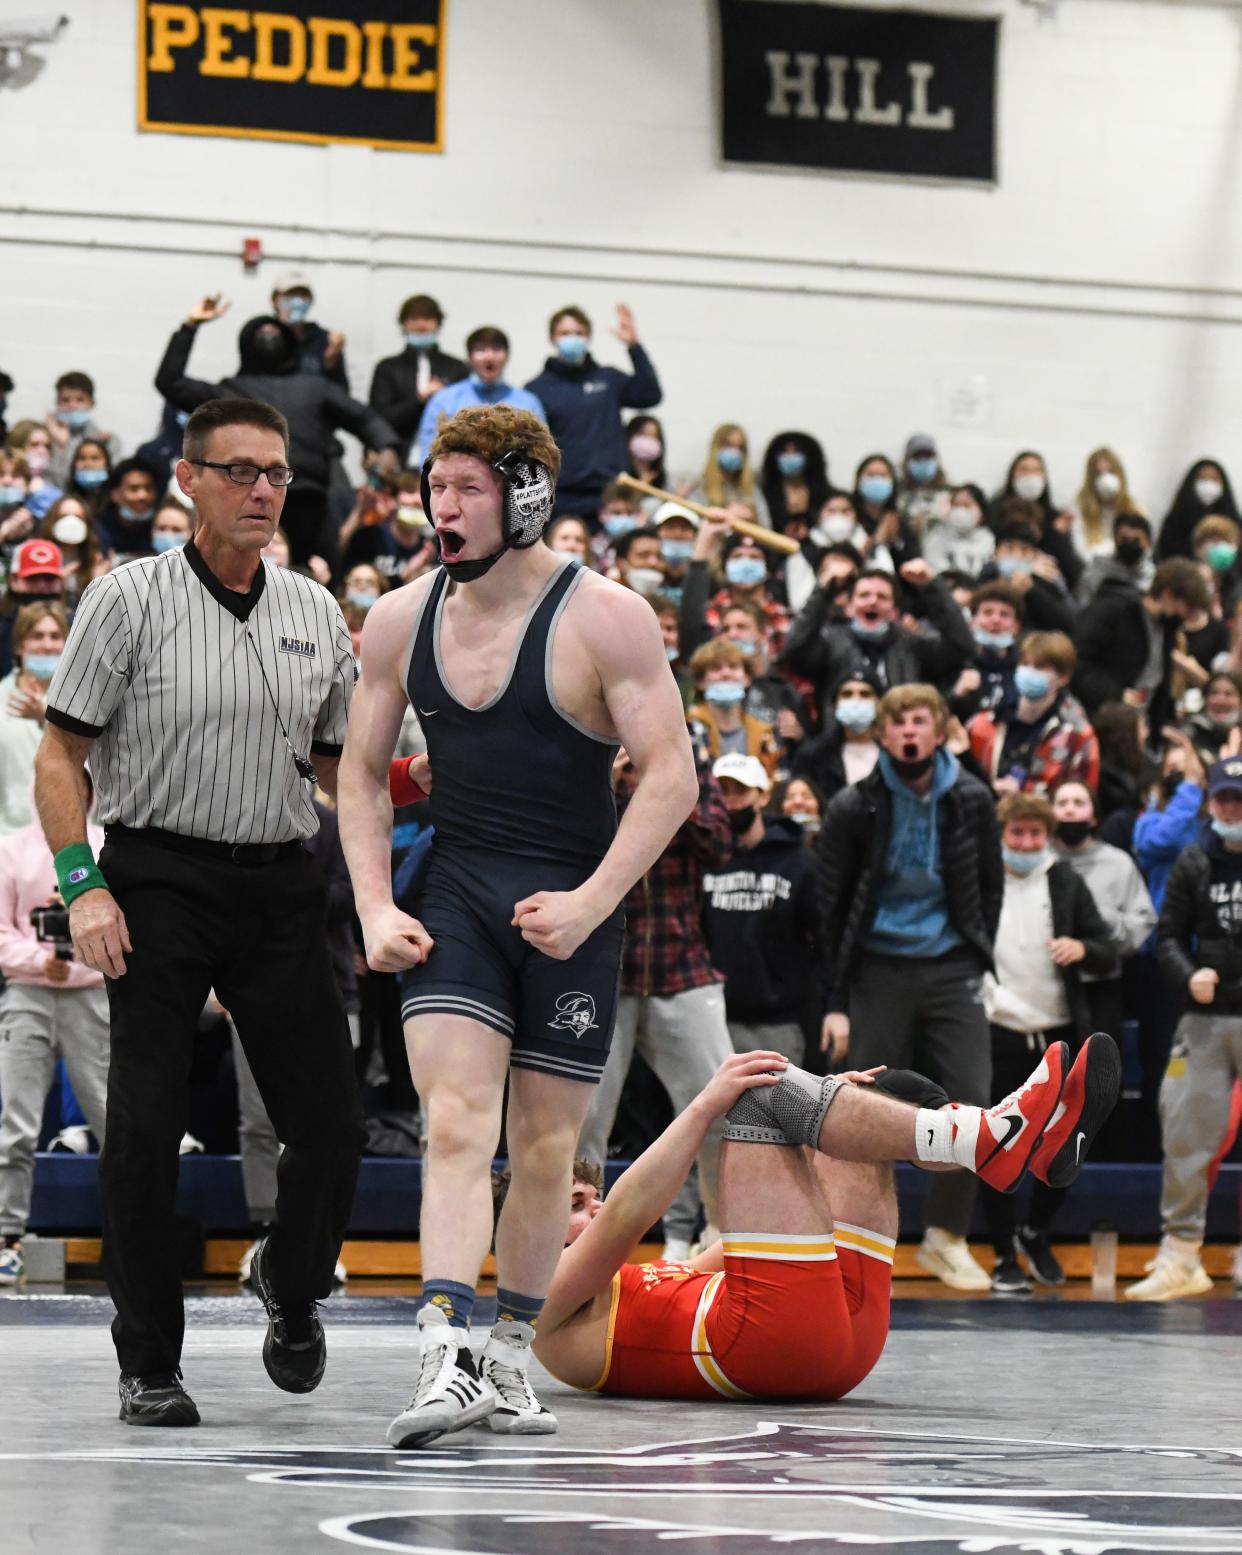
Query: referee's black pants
97 833 366 1378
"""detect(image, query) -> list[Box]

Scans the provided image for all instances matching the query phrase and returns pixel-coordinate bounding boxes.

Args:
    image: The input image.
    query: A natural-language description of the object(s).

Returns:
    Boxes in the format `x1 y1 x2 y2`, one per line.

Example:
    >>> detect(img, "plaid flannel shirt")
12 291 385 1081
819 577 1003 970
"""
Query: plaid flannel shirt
619 765 732 997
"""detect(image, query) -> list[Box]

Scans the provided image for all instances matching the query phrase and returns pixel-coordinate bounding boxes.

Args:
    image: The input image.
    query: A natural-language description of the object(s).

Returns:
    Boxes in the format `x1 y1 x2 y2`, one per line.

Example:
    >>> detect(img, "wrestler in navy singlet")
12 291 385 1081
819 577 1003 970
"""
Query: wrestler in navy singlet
398 558 625 1083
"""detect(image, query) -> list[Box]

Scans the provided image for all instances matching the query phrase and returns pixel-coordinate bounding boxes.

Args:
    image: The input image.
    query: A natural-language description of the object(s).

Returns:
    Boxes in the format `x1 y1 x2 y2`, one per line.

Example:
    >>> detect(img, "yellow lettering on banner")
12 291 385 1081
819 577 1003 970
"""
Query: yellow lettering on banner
389 24 436 92
147 2 200 72
252 11 306 84
361 20 387 89
306 17 362 88
200 8 252 78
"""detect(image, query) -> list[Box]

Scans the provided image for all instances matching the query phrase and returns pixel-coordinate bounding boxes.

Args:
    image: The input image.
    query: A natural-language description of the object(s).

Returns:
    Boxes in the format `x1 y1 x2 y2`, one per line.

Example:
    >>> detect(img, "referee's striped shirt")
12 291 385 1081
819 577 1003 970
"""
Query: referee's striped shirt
45 542 354 844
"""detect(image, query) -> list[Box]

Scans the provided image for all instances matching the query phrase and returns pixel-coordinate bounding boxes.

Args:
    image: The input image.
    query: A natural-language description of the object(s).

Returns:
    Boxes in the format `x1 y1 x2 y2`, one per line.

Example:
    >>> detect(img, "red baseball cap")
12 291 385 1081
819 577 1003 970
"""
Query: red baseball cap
12 539 65 579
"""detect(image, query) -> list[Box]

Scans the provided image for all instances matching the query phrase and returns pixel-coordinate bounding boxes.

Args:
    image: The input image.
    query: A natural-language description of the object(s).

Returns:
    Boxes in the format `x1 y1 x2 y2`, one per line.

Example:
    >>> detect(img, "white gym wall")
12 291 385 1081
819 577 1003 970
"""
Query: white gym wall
1 0 1240 511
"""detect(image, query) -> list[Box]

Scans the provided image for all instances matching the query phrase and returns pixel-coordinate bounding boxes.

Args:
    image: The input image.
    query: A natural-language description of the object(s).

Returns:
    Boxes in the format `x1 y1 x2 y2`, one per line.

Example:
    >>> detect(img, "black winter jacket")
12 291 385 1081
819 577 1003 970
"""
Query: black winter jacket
1037 860 1118 1033
1072 577 1178 727
368 344 469 464
816 760 1003 1006
155 317 397 493
1157 836 1242 1014
781 577 974 723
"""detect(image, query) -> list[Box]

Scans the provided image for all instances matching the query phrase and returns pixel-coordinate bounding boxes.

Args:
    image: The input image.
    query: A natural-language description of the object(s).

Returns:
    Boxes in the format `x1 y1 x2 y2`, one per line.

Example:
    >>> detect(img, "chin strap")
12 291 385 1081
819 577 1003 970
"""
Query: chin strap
440 546 507 583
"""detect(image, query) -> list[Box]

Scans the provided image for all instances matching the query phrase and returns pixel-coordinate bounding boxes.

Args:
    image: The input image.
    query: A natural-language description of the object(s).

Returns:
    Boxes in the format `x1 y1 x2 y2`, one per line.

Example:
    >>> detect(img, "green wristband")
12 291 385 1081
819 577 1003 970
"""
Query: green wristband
54 842 108 907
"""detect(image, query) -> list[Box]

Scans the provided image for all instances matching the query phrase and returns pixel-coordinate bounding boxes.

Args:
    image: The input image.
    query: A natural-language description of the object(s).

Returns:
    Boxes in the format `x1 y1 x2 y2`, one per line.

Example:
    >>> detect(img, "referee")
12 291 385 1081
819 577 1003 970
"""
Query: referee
34 398 365 1428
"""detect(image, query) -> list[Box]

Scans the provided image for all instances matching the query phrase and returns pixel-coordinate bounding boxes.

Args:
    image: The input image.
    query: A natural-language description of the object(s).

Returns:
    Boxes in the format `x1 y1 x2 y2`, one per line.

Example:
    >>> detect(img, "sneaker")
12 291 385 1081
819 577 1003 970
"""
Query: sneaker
333 1258 348 1288
239 1240 260 1286
915 1227 991 1291
1232 1246 1242 1298
991 1251 1033 1295
387 1308 496 1449
1125 1238 1214 1302
661 1238 692 1263
480 1320 557 1435
965 1041 1068 1195
49 1125 93 1154
1016 1225 1066 1287
1028 1034 1122 1191
118 1370 200 1427
178 1133 205 1155
0 1242 24 1286
251 1237 326 1393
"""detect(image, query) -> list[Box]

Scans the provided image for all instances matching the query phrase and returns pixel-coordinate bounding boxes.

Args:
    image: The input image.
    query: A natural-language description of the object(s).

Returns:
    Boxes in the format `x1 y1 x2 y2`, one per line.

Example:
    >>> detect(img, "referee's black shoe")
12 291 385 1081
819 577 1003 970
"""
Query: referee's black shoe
251 1237 327 1394
118 1370 200 1427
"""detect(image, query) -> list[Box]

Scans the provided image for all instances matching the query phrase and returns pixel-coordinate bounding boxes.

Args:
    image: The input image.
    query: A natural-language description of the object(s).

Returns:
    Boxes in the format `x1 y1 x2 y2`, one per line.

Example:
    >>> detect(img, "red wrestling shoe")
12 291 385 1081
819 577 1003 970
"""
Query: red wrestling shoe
1028 1032 1121 1191
962 1041 1069 1195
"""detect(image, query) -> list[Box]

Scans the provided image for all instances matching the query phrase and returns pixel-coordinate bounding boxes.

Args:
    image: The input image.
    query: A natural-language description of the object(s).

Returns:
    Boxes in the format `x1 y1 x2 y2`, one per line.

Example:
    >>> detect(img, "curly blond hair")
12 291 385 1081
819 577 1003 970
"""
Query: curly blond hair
427 404 561 482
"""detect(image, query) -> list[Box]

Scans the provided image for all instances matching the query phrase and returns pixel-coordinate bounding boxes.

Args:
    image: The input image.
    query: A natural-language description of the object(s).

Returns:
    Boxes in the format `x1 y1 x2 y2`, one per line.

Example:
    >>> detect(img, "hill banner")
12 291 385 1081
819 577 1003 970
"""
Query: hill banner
138 0 445 152
716 0 998 184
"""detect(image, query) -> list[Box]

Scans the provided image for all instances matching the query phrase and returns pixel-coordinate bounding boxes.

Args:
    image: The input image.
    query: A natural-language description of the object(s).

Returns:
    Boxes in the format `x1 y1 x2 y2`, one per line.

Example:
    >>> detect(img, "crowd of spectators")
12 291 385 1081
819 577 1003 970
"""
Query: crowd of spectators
0 274 1240 1301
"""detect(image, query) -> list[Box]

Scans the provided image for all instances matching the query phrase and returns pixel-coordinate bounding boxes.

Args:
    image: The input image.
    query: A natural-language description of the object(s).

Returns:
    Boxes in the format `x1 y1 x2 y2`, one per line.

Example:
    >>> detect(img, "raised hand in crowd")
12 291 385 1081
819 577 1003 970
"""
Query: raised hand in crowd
613 303 639 346
184 293 232 326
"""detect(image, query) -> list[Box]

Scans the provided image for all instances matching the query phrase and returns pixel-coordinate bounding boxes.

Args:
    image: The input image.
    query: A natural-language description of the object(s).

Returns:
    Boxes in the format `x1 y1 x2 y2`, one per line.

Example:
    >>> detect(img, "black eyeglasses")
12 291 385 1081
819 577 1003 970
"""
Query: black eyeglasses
190 460 295 487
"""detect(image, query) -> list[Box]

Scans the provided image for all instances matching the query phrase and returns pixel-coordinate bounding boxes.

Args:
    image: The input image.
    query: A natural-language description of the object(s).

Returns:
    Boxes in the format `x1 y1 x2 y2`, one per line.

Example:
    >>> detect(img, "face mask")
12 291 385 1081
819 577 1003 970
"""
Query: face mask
1094 471 1122 502
24 449 50 477
152 532 186 553
1206 542 1237 573
997 555 1032 578
717 447 745 475
347 589 379 609
22 653 61 681
74 468 108 488
174 409 191 428
1056 819 1095 848
629 434 662 464
726 556 766 588
0 486 25 508
249 334 287 368
404 330 438 349
118 504 154 524
1004 846 1047 876
1209 709 1240 730
777 451 806 478
790 811 821 833
946 504 977 534
1015 664 1053 700
704 681 746 707
661 538 694 567
836 698 876 732
1115 537 1146 567
1013 473 1045 502
1196 477 1224 508
1211 817 1242 845
907 456 938 483
973 627 1014 652
850 617 889 641
859 474 893 506
626 567 665 598
58 408 91 431
664 644 679 663
395 505 427 529
889 751 935 780
819 514 856 545
727 804 758 834
555 335 589 365
279 297 310 324
604 513 639 540
52 515 88 546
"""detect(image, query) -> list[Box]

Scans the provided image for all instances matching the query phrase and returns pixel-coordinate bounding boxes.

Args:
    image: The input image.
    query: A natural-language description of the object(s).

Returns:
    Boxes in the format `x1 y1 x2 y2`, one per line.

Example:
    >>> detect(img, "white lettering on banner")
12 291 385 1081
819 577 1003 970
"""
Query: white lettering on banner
703 868 793 913
764 51 955 132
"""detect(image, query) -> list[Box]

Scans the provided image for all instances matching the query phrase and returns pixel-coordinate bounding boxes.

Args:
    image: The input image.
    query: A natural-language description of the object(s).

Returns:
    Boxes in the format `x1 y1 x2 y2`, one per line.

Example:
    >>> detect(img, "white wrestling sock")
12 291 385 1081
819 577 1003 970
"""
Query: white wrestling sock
915 1105 981 1168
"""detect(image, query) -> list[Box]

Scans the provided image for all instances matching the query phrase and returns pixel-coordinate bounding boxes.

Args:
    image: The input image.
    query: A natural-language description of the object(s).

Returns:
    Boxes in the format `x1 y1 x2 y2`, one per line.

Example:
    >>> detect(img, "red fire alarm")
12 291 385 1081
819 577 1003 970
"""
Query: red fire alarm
242 237 262 270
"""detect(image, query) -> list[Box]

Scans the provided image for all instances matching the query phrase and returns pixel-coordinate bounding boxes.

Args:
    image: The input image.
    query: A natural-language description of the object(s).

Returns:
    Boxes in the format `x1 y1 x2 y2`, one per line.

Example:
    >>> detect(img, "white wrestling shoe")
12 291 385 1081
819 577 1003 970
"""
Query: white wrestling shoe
480 1320 557 1435
387 1308 495 1449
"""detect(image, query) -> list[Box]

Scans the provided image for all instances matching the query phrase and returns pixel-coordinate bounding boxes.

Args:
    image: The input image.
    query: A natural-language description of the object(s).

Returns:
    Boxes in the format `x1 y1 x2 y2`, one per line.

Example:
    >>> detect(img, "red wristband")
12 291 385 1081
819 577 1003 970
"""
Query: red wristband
389 756 427 807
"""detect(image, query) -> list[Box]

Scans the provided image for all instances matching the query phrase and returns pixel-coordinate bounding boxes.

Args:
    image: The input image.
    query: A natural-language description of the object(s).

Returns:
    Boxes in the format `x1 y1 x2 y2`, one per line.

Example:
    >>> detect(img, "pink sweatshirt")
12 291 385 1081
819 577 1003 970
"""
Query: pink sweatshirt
0 820 106 990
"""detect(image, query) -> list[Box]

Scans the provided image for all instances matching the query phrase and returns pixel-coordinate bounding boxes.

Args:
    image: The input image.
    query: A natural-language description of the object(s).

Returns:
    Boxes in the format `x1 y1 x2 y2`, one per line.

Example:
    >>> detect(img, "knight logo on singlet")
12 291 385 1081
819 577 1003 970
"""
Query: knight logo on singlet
548 992 598 1038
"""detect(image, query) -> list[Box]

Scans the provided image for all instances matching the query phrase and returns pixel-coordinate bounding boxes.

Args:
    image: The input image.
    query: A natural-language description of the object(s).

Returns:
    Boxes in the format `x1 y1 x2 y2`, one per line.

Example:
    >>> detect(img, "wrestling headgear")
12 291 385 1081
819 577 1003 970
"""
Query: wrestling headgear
422 447 556 583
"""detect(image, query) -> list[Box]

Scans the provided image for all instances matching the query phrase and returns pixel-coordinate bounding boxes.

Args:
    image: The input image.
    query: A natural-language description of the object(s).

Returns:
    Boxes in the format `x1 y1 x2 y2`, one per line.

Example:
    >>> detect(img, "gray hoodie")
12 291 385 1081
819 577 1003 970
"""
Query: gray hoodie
1055 837 1156 980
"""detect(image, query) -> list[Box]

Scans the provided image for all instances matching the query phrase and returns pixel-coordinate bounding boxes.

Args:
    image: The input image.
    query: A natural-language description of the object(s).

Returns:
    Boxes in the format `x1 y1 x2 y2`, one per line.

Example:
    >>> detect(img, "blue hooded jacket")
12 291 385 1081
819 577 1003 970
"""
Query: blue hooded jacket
864 746 963 959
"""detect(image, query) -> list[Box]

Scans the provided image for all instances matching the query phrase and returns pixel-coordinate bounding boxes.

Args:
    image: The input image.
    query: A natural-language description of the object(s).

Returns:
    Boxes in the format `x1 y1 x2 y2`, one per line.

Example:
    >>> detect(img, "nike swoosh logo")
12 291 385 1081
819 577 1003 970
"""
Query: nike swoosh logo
1074 1131 1086 1165
418 708 439 717
979 1111 1024 1168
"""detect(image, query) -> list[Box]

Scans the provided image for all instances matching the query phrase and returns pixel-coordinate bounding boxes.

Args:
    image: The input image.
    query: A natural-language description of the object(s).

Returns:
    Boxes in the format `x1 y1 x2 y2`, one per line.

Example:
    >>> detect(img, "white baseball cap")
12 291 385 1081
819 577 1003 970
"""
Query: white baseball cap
712 753 770 792
653 499 699 530
272 269 313 295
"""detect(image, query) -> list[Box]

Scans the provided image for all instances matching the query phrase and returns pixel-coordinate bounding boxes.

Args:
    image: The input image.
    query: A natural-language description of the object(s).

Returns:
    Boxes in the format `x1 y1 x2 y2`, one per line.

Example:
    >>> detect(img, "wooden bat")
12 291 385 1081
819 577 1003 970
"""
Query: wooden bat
615 473 800 556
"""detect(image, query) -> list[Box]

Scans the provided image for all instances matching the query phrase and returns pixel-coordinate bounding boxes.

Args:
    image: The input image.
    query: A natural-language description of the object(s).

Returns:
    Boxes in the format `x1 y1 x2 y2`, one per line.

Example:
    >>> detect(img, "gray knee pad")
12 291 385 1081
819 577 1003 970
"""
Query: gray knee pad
724 1068 844 1148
